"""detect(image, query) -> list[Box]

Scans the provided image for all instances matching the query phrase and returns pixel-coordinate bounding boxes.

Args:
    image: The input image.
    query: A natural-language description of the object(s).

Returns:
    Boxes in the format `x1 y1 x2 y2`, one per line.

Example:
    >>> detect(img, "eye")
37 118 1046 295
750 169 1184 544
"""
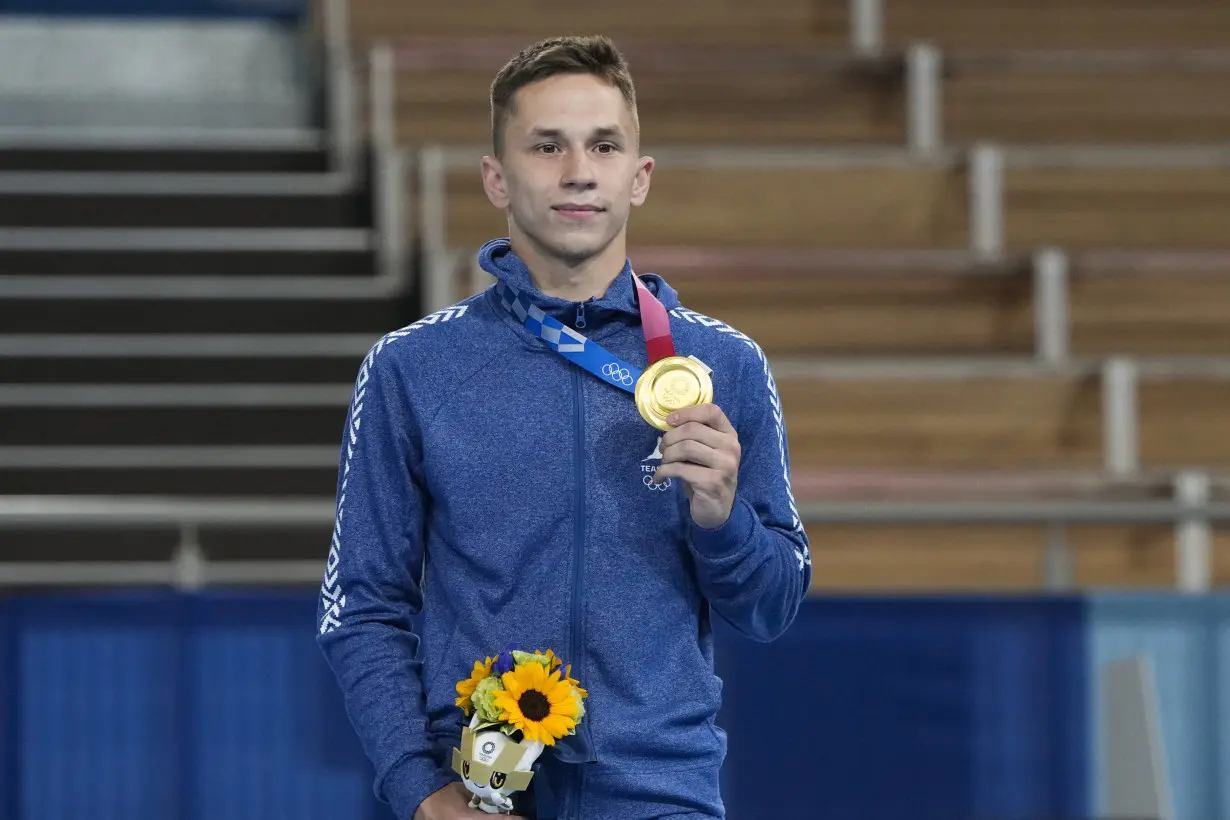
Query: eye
491 772 507 789
537 144 560 155
462 760 470 779
595 143 617 154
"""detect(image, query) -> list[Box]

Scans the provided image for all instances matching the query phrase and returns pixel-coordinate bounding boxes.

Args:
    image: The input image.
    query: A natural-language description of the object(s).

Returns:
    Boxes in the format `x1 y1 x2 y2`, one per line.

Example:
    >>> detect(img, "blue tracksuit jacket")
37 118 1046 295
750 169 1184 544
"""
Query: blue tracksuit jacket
316 237 811 820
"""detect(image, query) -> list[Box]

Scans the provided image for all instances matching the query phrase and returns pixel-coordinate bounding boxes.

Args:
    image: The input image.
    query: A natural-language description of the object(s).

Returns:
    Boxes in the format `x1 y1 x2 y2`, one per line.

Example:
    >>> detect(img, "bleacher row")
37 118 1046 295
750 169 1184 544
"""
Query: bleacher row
2 0 1230 592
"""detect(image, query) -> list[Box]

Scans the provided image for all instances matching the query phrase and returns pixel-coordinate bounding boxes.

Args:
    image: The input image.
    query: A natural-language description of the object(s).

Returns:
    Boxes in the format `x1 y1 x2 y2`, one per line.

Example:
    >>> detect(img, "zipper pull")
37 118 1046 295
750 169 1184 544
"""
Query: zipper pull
575 301 587 329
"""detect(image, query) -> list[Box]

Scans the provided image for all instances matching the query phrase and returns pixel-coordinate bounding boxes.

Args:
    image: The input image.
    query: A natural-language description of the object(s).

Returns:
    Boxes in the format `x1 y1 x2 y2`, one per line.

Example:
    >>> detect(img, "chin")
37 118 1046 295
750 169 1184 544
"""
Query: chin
550 233 616 264
514 215 618 265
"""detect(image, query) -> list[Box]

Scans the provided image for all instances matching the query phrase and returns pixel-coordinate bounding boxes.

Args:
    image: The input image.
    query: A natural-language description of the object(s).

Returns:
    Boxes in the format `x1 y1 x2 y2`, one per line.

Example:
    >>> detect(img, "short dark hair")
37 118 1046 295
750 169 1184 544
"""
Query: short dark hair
489 35 639 156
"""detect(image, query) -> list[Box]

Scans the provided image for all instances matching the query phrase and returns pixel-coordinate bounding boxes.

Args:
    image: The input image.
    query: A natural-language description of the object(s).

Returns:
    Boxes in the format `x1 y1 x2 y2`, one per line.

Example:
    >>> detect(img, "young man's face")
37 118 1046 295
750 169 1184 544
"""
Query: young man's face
483 73 653 267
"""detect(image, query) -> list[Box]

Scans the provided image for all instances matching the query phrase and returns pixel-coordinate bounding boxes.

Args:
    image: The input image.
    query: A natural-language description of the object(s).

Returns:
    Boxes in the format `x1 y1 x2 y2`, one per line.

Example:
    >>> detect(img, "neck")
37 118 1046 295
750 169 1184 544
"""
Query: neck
510 230 628 302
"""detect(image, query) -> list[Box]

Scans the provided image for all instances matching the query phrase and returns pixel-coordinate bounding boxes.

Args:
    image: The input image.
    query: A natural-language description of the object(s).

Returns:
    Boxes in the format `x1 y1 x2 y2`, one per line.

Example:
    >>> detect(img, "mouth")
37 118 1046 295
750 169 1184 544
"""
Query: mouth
552 204 604 220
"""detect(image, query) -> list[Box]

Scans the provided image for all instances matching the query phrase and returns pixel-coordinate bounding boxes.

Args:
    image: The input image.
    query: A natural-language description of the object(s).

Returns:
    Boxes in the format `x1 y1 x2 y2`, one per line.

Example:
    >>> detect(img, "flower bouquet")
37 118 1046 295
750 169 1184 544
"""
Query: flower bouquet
451 646 588 815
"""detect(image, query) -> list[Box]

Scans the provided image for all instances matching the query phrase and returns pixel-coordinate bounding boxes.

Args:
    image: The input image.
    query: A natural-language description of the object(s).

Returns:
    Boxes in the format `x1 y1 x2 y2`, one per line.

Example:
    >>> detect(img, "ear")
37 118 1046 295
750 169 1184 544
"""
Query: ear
481 155 510 210
630 155 654 208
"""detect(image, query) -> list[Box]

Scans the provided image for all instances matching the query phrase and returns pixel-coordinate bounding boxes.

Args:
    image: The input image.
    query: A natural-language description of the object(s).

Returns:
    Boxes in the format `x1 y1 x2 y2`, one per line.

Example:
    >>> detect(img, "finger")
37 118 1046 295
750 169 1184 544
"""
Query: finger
659 438 725 470
653 461 719 487
668 403 735 435
659 420 732 453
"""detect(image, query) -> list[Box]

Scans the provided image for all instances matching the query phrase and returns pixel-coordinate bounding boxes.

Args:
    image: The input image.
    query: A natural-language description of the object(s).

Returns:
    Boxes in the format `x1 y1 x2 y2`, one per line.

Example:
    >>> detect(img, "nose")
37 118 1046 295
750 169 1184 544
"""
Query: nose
561 150 597 190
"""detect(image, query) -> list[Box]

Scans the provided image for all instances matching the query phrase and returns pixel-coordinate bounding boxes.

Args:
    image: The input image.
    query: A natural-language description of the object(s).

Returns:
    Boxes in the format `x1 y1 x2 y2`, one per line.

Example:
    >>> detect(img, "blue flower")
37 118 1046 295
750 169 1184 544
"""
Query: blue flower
492 645 519 675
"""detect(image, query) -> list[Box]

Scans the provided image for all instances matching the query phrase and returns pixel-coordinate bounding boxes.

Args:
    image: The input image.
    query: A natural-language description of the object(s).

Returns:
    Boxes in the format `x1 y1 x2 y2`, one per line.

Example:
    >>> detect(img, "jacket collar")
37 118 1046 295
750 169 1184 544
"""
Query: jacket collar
477 238 679 343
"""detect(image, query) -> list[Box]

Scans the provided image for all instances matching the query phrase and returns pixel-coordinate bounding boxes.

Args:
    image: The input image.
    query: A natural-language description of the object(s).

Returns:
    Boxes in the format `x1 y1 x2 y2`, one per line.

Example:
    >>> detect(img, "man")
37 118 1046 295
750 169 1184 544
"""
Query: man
316 35 811 820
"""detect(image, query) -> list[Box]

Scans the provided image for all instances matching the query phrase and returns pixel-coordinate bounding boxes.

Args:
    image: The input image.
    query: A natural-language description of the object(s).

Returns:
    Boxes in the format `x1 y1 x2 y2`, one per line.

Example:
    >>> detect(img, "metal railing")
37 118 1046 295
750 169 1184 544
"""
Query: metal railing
2 473 1228 591
2 352 1229 485
0 496 333 589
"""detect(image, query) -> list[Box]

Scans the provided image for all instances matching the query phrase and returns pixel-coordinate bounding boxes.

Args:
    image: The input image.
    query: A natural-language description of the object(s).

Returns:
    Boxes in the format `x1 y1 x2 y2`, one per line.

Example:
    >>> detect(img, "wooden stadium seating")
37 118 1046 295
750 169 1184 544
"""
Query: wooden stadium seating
458 246 1230 360
659 250 1230 359
387 40 904 147
346 0 847 47
439 161 969 252
231 1 1230 595
1216 532 1230 586
1004 166 1230 250
797 468 1230 590
644 250 1033 357
946 55 1230 145
807 524 1230 591
807 524 1163 591
777 370 1230 473
886 0 1230 49
782 370 1230 472
1140 377 1230 466
778 375 1105 470
1068 252 1230 356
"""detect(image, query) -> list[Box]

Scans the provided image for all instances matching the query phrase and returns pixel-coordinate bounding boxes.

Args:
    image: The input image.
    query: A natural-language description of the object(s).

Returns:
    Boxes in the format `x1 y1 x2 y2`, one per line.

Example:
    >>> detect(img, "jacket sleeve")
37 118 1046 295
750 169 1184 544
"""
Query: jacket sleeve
686 345 812 642
315 342 455 819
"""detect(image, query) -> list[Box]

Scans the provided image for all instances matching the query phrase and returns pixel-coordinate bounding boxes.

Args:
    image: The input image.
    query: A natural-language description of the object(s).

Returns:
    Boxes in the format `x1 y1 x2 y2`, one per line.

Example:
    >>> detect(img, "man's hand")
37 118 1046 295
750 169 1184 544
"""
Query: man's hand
414 782 523 820
652 403 741 529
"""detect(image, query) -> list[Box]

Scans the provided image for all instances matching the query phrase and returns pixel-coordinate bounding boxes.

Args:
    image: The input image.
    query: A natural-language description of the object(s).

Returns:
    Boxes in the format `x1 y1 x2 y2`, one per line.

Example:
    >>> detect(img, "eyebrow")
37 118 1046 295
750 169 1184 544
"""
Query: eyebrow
528 126 626 141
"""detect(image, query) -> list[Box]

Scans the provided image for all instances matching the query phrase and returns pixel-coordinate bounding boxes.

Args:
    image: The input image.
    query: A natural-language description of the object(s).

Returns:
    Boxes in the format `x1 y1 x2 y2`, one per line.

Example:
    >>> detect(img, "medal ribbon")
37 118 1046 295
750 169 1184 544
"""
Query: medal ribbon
495 269 676 394
633 273 675 362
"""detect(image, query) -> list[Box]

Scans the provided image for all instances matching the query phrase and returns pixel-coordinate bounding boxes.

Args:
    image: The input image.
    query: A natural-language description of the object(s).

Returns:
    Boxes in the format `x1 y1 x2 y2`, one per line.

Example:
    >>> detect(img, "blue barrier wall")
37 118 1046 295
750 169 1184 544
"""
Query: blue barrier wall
0 591 1093 820
1 598 16 820
1089 593 1230 820
716 596 1090 820
2 591 383 820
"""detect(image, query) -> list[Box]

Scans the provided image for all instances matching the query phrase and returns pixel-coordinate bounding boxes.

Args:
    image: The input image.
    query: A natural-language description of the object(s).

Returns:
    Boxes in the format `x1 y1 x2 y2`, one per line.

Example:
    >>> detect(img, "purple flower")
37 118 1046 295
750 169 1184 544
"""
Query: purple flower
492 646 518 675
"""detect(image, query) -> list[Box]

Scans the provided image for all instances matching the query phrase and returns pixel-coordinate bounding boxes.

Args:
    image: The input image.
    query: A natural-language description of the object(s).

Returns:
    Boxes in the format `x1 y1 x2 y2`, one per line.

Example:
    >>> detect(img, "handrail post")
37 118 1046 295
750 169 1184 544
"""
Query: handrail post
1174 470 1212 593
322 0 358 176
370 42 408 294
418 146 451 313
1102 357 1140 477
969 143 1004 260
906 42 943 157
1033 247 1070 364
850 0 884 56
172 523 206 591
1042 523 1074 591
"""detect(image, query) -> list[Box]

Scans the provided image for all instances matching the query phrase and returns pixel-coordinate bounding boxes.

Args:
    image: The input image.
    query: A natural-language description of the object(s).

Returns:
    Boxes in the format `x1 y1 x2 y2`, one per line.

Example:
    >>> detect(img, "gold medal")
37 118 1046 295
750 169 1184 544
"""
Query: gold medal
635 355 714 431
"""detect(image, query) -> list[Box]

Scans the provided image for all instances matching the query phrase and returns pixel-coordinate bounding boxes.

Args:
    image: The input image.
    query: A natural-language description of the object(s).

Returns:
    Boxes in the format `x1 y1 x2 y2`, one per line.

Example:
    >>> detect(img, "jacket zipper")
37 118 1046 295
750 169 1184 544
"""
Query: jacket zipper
574 298 591 330
569 366 588 818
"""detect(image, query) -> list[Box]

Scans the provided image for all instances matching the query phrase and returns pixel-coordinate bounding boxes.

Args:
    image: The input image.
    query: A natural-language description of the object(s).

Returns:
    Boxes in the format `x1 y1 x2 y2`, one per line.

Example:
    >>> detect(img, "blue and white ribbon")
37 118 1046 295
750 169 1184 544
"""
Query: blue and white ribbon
496 281 643 393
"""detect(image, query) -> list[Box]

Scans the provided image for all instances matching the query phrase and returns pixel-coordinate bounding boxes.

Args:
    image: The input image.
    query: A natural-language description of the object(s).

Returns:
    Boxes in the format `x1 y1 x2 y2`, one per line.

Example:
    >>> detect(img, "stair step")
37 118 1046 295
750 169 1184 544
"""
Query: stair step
0 249 374 276
0 444 339 496
0 295 413 333
1 529 178 564
0 335 376 383
0 466 336 496
0 189 369 228
0 403 346 446
0 227 374 276
0 145 330 173
0 355 365 384
0 171 369 228
0 529 330 566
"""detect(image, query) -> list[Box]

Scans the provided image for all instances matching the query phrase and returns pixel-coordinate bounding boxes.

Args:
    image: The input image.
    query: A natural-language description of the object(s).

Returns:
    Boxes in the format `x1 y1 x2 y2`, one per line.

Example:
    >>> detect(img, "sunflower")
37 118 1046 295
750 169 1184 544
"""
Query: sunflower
492 661 581 745
455 656 495 715
544 649 588 699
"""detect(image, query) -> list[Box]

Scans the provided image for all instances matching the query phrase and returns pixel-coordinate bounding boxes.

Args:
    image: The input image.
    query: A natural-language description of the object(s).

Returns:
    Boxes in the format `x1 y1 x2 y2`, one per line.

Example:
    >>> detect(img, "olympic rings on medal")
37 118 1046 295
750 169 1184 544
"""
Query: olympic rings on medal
602 362 635 386
643 475 672 491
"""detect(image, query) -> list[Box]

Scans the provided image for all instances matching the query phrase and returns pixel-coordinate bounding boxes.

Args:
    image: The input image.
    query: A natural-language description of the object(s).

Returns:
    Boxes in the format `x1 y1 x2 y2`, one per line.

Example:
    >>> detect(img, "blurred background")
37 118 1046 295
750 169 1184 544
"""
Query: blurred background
1 0 1230 818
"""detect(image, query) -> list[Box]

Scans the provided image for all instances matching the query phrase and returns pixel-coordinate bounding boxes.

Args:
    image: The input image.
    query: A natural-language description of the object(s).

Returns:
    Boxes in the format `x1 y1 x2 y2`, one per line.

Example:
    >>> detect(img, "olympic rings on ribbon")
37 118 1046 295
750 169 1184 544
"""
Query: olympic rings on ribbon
601 362 635 386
